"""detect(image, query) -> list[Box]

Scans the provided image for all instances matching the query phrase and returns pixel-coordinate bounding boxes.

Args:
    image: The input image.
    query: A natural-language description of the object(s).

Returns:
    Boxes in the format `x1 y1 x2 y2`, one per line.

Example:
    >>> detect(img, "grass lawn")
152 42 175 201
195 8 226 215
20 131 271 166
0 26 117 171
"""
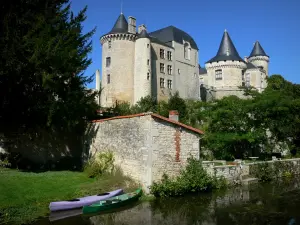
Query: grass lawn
0 168 137 225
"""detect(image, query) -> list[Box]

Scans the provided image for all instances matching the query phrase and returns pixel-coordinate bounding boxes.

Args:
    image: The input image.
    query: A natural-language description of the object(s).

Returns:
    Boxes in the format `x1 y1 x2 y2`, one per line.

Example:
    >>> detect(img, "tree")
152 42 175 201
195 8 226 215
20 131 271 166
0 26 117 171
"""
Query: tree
203 96 266 160
0 1 98 155
249 75 300 156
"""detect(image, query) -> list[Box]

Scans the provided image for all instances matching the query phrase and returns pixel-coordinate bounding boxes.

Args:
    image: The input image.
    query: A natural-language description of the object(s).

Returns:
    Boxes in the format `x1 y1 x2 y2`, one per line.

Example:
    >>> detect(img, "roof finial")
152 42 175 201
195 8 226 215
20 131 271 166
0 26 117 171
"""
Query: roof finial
121 0 123 14
224 29 227 32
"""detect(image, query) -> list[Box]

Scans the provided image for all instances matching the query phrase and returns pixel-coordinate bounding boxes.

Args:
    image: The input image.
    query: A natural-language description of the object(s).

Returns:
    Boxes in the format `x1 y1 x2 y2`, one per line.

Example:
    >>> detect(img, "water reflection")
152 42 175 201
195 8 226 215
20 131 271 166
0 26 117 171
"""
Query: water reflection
34 178 300 225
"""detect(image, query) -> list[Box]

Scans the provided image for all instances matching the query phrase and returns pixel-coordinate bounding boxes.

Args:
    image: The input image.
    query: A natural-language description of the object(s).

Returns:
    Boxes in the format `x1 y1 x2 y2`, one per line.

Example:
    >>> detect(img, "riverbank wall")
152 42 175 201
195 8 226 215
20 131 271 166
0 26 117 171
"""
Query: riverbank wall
203 158 300 183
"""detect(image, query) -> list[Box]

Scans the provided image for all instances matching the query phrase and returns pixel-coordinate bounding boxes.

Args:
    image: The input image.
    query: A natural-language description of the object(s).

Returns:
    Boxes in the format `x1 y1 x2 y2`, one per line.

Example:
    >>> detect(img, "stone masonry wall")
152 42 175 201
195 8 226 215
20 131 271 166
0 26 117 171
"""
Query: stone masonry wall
150 117 200 182
204 158 300 183
89 115 152 190
89 114 201 192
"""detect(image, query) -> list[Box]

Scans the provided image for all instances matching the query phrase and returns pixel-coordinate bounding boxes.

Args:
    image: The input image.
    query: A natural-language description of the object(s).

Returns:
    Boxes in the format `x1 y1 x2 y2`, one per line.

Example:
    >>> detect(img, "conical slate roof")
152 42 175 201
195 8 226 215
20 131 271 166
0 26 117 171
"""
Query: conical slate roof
206 30 244 63
109 13 128 34
137 29 150 39
249 41 268 57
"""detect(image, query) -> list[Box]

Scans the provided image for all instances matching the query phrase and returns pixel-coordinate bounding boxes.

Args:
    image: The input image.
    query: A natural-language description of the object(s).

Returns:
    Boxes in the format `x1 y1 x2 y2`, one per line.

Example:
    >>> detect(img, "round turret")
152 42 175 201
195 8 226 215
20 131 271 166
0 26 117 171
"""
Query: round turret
248 41 269 76
133 29 151 104
100 13 136 107
205 30 247 99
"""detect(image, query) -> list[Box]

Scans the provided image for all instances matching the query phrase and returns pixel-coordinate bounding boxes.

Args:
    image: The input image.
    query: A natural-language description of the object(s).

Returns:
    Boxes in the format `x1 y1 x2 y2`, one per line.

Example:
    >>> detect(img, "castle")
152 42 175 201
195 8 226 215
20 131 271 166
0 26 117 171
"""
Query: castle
95 13 270 107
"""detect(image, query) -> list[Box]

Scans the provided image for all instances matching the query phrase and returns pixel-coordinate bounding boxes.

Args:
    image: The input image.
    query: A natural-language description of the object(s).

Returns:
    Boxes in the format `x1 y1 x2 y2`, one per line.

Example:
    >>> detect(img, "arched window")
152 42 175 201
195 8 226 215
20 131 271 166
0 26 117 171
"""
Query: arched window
184 42 191 60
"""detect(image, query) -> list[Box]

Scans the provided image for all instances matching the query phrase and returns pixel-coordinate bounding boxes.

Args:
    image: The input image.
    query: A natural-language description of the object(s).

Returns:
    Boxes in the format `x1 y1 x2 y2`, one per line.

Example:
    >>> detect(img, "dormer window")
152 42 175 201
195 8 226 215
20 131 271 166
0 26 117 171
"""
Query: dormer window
184 42 191 60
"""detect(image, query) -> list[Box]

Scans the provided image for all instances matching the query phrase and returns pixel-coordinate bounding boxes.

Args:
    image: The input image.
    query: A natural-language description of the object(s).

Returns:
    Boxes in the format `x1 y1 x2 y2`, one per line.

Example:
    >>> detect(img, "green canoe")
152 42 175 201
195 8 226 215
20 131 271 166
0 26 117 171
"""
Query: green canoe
82 188 143 214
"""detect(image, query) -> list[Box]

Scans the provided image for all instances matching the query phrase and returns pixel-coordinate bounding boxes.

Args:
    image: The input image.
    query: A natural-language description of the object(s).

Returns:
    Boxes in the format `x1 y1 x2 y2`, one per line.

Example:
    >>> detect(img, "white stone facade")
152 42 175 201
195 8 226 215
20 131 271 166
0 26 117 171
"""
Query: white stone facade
98 14 200 107
96 14 270 105
88 113 202 193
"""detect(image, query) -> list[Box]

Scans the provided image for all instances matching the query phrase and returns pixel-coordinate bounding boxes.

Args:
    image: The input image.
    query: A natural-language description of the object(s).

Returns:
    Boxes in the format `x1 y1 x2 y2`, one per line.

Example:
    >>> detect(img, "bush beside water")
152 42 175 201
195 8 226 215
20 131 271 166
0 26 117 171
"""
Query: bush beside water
84 151 115 178
251 161 298 182
150 158 227 197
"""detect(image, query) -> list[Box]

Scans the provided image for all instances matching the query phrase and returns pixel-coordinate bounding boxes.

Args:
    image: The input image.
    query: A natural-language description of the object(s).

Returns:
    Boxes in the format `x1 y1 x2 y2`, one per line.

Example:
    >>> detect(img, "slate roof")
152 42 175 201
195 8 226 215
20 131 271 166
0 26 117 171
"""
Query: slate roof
149 36 174 48
206 30 244 63
249 41 268 57
137 29 150 39
149 26 198 50
199 65 207 75
246 62 257 69
107 13 129 35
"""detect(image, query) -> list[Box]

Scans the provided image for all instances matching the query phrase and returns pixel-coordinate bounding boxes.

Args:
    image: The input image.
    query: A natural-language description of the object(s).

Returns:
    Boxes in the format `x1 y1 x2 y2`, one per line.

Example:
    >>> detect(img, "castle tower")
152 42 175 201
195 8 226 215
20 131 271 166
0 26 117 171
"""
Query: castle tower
100 13 136 107
248 41 269 76
95 69 101 106
133 27 152 104
205 30 246 99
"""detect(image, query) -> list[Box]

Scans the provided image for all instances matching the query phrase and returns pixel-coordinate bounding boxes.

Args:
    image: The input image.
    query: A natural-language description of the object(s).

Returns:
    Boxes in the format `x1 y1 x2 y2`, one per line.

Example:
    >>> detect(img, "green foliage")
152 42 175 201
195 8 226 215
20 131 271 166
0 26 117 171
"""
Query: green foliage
0 158 11 170
84 151 115 178
132 95 157 113
150 158 226 197
114 102 133 116
251 160 297 182
251 162 276 182
0 0 98 146
202 96 267 160
167 91 188 122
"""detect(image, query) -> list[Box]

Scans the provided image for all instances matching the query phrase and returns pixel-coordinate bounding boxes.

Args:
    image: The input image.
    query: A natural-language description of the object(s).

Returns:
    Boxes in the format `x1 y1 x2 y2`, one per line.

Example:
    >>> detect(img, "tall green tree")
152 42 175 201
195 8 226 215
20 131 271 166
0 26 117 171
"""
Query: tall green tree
0 0 98 140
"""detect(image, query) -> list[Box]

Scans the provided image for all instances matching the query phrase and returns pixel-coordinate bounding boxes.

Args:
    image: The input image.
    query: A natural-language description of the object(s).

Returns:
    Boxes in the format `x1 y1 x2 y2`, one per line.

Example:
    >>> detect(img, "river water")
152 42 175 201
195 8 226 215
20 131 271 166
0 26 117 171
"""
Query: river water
34 179 300 225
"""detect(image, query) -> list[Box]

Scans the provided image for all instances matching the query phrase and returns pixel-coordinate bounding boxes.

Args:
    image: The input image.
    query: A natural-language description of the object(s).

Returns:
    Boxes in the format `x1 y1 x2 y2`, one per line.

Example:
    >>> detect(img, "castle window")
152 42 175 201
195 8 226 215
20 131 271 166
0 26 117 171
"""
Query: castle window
215 69 222 80
160 78 165 88
106 57 111 67
200 78 204 85
160 49 165 59
147 44 150 48
147 72 150 80
107 74 110 84
160 63 165 73
108 40 111 49
147 59 150 65
167 65 172 75
167 51 172 61
178 69 181 75
245 73 250 87
184 42 191 60
242 70 245 80
167 80 172 89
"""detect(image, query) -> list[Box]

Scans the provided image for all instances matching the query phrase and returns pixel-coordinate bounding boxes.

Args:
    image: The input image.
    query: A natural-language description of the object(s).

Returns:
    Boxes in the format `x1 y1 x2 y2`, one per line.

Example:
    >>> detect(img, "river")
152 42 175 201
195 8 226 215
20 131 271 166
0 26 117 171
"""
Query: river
34 179 300 225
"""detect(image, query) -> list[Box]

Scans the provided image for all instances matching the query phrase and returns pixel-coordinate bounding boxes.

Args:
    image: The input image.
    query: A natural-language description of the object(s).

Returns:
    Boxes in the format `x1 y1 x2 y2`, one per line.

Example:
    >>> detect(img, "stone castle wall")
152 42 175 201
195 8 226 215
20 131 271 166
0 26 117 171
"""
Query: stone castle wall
89 114 201 192
100 34 136 107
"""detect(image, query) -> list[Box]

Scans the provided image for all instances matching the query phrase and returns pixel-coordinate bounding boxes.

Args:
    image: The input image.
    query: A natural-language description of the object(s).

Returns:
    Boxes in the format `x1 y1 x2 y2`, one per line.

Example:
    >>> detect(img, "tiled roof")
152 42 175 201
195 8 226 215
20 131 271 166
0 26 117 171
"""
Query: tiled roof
92 112 204 135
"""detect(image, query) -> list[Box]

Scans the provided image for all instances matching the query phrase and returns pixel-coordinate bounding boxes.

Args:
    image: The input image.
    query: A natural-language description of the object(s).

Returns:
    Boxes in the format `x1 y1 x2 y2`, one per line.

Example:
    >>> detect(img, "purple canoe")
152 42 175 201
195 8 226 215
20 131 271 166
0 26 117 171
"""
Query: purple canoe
49 189 123 212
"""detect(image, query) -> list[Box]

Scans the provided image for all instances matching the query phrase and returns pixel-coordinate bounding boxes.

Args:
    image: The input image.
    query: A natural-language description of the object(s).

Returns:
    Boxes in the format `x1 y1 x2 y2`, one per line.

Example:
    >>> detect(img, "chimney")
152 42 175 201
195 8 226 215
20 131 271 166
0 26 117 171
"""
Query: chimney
128 16 136 34
169 110 179 122
138 24 147 34
95 69 100 91
244 56 248 63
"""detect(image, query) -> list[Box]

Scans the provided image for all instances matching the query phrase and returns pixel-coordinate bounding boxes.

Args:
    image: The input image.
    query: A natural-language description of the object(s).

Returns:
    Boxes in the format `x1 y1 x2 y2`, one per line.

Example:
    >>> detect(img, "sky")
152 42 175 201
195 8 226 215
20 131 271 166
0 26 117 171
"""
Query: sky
70 0 300 89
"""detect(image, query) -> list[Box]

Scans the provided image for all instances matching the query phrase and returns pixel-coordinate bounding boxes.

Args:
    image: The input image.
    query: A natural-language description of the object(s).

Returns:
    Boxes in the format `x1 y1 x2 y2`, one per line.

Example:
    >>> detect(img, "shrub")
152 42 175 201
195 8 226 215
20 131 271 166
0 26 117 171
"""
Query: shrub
0 157 11 170
150 157 226 197
84 151 115 178
251 162 275 182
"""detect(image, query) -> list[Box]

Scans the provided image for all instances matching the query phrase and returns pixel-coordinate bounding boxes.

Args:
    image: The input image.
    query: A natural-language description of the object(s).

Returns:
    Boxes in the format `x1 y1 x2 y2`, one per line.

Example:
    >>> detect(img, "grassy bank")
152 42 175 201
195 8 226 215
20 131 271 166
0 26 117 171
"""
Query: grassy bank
0 168 137 225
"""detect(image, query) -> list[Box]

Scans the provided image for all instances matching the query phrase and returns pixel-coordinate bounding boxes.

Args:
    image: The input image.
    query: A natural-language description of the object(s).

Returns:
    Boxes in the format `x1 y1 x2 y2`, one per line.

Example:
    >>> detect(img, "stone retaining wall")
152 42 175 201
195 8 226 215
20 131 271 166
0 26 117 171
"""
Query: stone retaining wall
205 158 300 183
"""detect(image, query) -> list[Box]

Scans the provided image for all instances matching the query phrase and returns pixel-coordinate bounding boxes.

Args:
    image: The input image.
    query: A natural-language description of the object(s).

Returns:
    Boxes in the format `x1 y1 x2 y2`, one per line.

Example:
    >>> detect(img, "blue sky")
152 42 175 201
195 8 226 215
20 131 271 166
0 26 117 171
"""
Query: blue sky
70 0 300 89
